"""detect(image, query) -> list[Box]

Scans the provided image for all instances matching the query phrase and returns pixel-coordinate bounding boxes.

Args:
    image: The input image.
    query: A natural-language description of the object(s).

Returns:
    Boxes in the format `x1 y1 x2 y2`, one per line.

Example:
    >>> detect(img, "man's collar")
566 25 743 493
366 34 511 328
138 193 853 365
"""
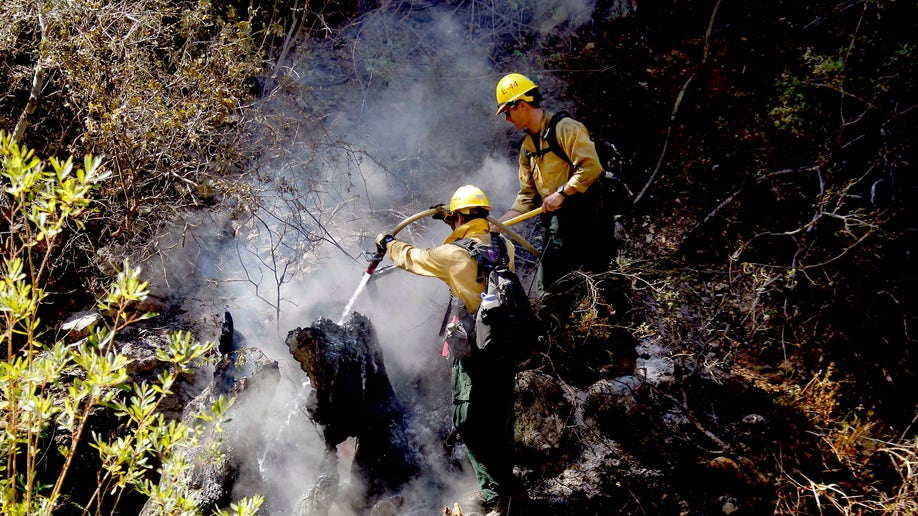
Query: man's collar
443 218 490 244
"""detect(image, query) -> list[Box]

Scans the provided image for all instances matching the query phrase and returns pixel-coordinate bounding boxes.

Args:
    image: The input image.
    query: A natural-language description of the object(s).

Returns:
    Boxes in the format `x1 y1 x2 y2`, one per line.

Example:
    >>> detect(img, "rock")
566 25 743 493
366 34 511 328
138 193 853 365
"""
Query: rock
514 370 572 468
635 337 675 386
742 413 766 425
584 375 644 419
140 312 281 515
60 310 102 340
721 496 740 514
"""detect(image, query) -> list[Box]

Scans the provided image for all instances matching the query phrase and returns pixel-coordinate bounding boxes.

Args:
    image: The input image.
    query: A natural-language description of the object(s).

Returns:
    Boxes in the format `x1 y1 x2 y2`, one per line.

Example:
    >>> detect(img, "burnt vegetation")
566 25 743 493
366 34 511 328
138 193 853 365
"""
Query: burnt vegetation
2 0 916 514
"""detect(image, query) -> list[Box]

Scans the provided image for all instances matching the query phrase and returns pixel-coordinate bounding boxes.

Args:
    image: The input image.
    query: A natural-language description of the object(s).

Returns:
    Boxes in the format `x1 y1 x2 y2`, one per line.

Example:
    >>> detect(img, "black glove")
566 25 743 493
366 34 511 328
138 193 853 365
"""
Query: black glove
430 203 448 221
375 233 395 254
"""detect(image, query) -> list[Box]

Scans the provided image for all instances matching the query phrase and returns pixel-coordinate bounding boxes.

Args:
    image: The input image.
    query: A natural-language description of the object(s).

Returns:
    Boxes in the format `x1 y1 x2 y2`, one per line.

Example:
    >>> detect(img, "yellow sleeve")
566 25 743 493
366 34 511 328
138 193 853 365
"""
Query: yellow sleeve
386 240 453 282
556 118 602 193
386 240 484 310
505 237 517 272
510 143 540 214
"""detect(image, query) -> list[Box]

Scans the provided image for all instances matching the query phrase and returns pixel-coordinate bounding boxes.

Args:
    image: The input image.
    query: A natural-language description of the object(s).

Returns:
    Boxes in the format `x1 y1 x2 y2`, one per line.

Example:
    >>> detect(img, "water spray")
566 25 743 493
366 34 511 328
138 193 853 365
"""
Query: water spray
340 207 442 323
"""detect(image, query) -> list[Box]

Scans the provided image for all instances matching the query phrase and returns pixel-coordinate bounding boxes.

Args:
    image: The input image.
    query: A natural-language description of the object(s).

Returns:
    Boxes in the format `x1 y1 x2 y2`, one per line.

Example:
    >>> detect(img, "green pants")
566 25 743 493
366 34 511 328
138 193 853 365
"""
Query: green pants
451 353 516 504
537 188 617 296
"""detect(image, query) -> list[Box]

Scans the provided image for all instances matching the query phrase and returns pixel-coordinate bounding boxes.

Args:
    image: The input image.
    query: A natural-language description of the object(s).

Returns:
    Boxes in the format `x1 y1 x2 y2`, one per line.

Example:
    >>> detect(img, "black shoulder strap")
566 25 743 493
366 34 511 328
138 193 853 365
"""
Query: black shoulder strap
489 231 511 268
544 110 573 166
451 237 487 283
451 233 509 281
450 237 476 254
438 296 453 337
527 111 574 166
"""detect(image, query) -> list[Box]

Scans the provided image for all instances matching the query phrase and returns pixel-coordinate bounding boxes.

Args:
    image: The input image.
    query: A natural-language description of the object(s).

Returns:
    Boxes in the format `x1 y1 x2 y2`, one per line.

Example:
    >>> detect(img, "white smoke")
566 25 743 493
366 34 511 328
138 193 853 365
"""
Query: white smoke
148 0 602 513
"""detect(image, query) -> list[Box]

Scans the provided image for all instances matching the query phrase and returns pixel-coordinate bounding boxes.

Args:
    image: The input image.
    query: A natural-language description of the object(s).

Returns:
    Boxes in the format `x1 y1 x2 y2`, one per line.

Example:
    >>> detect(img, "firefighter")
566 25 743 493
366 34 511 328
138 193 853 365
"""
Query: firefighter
492 72 615 297
375 185 519 515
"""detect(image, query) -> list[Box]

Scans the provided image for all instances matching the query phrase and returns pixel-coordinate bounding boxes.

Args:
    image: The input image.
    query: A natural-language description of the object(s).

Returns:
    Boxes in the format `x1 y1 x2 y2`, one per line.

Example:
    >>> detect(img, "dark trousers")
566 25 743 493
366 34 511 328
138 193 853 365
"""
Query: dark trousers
451 353 516 504
537 188 617 296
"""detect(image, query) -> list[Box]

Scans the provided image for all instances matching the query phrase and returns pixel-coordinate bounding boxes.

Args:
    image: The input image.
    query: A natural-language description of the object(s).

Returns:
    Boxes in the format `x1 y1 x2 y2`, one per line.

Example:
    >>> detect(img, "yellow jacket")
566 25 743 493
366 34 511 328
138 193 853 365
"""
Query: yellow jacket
509 111 603 214
386 218 515 312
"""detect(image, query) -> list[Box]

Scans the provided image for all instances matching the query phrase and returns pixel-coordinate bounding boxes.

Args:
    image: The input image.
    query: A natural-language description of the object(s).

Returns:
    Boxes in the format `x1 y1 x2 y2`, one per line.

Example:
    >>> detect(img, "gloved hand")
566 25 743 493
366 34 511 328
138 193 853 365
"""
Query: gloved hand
430 203 448 221
375 233 395 255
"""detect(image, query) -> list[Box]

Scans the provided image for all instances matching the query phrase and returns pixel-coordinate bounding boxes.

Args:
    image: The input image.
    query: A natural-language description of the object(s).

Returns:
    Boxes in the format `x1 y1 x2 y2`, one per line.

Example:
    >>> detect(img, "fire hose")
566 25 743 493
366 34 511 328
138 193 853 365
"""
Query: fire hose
365 206 544 275
501 206 544 226
364 207 439 275
486 214 540 255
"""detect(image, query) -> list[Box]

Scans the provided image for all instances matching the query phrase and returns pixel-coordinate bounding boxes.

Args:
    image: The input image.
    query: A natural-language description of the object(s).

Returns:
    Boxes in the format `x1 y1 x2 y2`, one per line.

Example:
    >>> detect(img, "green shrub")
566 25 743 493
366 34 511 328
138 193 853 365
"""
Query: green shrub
0 131 261 515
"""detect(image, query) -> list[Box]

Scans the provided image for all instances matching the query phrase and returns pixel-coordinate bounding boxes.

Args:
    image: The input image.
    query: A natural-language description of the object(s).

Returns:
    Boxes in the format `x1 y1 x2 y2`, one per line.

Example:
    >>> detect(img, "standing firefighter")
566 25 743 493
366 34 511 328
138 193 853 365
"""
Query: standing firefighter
492 72 616 298
375 185 520 515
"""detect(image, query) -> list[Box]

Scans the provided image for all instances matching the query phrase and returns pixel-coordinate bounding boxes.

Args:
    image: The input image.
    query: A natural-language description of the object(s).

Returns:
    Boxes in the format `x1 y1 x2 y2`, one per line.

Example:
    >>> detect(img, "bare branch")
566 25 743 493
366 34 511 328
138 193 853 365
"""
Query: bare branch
12 11 46 142
679 167 817 249
633 0 723 207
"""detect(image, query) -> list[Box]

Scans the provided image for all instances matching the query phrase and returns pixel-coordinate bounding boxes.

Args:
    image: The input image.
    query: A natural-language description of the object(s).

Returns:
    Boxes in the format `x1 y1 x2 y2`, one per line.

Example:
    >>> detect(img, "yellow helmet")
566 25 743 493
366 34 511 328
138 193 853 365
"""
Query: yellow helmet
449 185 491 214
495 73 538 115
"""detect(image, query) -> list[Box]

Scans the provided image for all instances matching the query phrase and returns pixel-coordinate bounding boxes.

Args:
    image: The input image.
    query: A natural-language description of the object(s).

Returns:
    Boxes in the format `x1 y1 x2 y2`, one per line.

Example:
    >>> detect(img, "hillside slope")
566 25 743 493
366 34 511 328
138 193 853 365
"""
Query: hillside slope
1 0 915 514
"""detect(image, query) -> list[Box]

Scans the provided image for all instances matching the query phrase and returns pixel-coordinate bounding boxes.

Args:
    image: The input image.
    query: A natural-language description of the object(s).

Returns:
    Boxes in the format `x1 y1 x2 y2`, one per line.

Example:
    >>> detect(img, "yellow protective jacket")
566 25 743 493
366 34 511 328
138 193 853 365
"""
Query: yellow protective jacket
509 111 603 214
386 218 515 312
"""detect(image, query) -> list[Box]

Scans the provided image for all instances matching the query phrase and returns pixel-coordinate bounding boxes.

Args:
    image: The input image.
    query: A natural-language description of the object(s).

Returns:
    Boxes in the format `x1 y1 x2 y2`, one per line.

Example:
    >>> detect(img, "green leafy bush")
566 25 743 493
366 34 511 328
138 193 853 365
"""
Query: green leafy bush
0 132 261 515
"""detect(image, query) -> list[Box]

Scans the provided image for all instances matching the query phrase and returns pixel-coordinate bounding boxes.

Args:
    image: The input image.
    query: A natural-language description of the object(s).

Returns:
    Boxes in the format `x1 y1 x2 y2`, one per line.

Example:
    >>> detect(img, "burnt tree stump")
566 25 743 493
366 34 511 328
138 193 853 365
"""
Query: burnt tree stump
285 312 428 514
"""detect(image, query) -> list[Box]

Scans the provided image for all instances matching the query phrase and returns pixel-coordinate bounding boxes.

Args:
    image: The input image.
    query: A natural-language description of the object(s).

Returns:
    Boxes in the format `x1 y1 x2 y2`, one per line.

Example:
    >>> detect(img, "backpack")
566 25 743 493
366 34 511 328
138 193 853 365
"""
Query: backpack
451 233 545 363
531 110 634 215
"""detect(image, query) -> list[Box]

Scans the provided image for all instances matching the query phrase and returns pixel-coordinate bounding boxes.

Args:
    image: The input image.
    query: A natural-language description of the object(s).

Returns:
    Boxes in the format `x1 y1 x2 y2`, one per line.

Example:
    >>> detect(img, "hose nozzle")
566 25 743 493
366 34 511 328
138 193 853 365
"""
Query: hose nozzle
365 252 385 275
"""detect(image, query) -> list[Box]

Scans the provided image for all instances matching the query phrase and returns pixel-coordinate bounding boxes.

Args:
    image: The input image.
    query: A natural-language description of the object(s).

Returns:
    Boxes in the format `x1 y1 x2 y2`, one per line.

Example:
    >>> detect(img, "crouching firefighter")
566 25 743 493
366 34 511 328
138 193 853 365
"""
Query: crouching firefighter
375 185 521 515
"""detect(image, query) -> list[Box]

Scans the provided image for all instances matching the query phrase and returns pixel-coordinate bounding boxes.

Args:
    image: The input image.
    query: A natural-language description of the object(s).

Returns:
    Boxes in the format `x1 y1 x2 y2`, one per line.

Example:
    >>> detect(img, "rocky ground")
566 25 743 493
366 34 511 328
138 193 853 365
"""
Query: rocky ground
32 1 917 514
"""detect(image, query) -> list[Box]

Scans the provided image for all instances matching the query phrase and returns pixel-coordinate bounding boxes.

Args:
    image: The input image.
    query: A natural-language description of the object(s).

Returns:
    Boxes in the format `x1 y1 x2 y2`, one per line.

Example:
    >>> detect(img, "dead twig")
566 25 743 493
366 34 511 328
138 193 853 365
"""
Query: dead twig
678 166 816 250
633 0 723 207
13 11 46 142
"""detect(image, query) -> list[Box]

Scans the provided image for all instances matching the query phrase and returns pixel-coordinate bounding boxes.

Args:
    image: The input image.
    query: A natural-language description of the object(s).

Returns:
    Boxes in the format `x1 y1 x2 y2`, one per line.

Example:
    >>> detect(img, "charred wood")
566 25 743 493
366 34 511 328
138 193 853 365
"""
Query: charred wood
285 312 429 514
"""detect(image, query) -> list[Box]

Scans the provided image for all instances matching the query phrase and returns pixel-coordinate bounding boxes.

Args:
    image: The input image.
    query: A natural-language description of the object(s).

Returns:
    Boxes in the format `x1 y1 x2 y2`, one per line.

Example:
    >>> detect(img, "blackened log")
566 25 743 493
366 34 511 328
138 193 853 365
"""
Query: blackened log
285 312 426 513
